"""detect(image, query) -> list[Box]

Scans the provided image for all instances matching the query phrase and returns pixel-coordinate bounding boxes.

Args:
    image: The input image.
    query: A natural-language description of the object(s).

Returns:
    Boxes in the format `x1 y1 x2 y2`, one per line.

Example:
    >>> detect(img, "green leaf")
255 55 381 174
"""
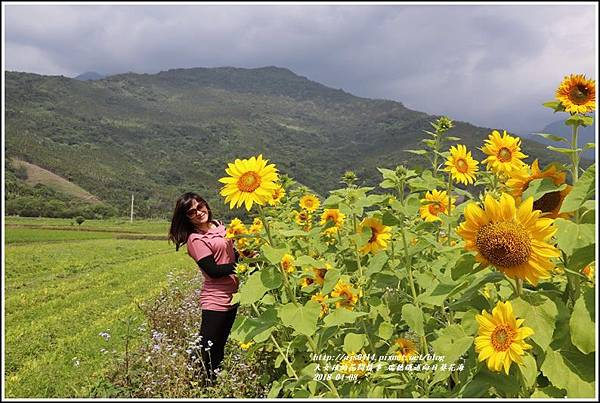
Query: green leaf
405 149 428 155
570 287 595 354
532 132 568 143
560 163 595 213
260 268 283 289
542 100 565 112
567 244 595 273
378 321 394 340
230 307 278 342
546 145 581 155
404 194 420 217
519 354 538 389
343 333 367 353
237 270 269 305
294 255 320 267
451 253 477 281
401 304 424 336
323 308 367 328
278 300 321 336
382 210 401 226
511 294 557 350
521 178 566 202
279 229 310 237
429 324 473 365
583 142 595 150
554 218 595 256
541 348 595 398
565 114 593 127
323 194 343 207
530 386 566 398
267 380 282 398
446 136 461 141
321 268 340 295
365 252 388 276
261 244 287 265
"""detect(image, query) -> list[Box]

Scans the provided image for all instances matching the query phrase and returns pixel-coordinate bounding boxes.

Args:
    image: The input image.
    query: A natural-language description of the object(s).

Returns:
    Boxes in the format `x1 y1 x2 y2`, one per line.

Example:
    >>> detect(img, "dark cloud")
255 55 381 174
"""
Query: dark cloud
4 3 596 133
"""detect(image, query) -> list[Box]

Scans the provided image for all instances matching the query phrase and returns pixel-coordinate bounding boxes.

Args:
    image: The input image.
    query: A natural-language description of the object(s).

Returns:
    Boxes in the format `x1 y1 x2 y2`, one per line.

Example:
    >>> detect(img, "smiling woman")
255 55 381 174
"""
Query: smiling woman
168 192 240 384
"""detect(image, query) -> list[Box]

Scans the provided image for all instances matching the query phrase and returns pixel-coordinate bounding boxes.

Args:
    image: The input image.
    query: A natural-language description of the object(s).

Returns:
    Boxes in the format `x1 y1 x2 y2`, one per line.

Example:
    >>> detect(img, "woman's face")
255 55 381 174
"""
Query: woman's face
186 200 209 226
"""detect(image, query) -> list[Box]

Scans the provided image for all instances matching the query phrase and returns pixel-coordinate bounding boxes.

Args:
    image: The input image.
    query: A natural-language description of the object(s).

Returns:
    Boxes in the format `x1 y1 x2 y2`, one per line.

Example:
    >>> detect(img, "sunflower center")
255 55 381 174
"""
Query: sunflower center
456 158 469 173
532 191 562 214
476 221 532 268
498 147 512 162
369 228 379 243
570 85 590 104
237 171 261 192
428 203 442 215
491 324 515 351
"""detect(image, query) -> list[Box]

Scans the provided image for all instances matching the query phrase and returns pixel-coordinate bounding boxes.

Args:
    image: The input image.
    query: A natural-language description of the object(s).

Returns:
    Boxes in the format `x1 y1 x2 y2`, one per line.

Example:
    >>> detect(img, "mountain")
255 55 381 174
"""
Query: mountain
4 66 587 219
521 119 596 160
74 71 105 81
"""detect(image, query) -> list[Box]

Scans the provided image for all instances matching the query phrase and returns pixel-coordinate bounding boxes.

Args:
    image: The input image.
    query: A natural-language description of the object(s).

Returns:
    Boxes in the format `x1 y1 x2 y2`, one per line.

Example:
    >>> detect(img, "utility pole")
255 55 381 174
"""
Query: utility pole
130 194 134 223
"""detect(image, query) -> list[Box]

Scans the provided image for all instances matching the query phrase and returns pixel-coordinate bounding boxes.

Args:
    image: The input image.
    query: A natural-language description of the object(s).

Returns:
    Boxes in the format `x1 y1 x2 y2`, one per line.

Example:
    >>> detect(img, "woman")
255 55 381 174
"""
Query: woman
168 192 239 383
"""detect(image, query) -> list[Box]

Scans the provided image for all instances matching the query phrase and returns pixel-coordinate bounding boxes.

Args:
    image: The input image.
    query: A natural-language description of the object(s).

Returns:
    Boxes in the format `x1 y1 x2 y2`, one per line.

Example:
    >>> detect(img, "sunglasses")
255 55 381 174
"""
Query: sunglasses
186 206 208 218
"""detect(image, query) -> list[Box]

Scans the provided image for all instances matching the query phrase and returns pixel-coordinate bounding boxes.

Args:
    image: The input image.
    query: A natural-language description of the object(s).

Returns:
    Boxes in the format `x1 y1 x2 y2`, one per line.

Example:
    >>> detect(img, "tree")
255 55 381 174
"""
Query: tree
75 216 85 226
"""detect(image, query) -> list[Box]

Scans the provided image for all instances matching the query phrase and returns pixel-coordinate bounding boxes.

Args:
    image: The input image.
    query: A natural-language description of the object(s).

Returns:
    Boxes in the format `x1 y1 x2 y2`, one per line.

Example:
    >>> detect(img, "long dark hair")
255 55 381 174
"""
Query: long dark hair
168 192 213 251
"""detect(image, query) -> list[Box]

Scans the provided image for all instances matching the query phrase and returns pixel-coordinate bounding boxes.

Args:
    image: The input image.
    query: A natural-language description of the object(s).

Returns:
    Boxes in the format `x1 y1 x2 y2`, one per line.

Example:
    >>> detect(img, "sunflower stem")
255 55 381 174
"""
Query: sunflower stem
570 122 581 223
516 278 523 298
446 174 453 245
400 225 429 355
251 303 299 380
257 205 275 246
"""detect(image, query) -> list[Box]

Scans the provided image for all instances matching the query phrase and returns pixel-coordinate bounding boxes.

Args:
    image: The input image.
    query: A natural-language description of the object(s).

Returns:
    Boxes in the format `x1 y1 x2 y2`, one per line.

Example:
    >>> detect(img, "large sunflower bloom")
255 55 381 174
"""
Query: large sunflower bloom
218 155 279 211
320 208 346 228
299 194 321 212
481 130 527 176
330 281 359 310
358 217 392 254
457 193 560 285
394 338 418 364
506 159 572 218
280 254 296 273
475 300 534 375
444 144 479 185
419 189 456 222
555 74 596 114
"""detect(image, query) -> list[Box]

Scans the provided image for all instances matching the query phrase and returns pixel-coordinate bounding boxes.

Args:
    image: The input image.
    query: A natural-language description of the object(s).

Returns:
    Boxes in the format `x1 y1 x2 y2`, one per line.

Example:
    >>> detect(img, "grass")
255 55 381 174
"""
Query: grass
4 220 196 397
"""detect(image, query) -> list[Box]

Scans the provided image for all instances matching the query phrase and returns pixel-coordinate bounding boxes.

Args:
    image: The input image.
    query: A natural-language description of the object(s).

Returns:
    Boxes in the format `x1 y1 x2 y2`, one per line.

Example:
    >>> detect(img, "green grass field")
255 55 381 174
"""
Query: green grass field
4 218 198 397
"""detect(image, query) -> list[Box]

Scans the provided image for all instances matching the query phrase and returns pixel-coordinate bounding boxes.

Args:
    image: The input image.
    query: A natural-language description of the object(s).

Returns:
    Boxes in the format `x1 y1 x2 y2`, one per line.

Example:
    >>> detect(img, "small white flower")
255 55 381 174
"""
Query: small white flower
207 340 213 347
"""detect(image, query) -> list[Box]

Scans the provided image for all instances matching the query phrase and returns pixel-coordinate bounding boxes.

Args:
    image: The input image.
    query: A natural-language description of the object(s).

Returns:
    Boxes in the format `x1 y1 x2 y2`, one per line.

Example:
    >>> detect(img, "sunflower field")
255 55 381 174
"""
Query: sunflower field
218 74 596 398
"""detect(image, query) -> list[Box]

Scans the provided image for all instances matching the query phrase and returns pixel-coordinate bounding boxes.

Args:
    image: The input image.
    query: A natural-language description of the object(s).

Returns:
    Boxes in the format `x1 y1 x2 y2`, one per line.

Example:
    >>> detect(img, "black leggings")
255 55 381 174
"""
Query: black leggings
191 304 238 381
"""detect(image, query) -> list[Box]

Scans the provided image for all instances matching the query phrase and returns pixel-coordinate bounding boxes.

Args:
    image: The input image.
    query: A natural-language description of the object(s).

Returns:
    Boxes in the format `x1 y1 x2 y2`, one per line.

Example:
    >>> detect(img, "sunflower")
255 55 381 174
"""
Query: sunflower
268 185 286 206
394 338 418 364
280 254 296 273
299 194 321 212
555 74 596 114
419 189 456 222
226 218 247 238
312 264 330 285
320 208 346 228
358 217 392 254
457 193 560 285
300 277 315 287
235 263 249 274
321 226 339 245
506 160 572 219
444 144 479 185
294 210 312 229
249 217 263 234
330 281 359 310
339 352 370 378
582 263 595 282
239 341 254 350
481 130 527 176
475 300 534 375
218 155 279 211
311 293 329 318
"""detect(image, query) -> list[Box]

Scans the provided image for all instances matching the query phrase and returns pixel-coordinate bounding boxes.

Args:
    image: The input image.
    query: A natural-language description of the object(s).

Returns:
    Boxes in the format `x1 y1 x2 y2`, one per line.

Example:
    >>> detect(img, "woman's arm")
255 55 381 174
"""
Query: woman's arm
197 255 236 278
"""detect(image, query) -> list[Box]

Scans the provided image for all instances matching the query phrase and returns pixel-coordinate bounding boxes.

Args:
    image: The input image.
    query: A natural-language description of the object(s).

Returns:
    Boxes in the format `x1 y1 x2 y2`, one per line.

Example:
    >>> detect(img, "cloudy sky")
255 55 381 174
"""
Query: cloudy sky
4 2 597 133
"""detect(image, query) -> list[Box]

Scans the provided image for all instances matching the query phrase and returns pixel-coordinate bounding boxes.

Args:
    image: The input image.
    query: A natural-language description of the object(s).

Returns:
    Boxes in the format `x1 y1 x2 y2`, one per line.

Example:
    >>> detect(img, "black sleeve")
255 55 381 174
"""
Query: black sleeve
197 255 236 278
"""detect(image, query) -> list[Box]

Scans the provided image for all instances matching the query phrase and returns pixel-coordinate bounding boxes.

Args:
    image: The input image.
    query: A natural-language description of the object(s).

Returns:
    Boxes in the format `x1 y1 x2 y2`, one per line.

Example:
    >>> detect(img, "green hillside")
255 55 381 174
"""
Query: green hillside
4 67 580 219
